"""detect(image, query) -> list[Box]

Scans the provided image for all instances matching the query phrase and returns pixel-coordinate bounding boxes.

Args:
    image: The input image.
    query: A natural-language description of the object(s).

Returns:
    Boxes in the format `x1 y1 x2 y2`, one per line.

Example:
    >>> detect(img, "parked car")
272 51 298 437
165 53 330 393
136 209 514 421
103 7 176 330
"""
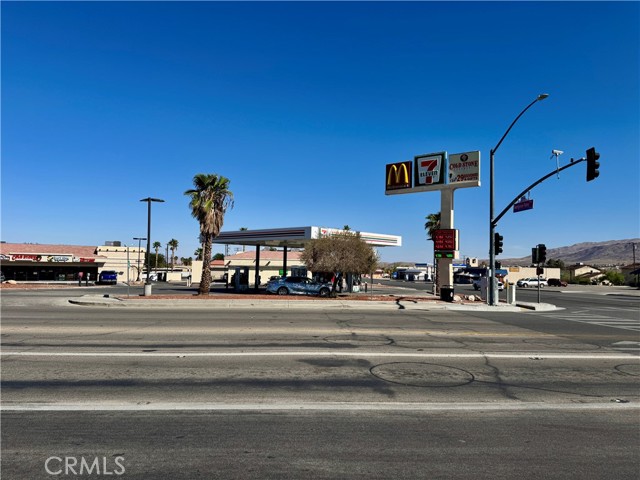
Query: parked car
517 277 548 288
547 278 568 287
473 278 504 291
266 276 332 297
98 270 118 285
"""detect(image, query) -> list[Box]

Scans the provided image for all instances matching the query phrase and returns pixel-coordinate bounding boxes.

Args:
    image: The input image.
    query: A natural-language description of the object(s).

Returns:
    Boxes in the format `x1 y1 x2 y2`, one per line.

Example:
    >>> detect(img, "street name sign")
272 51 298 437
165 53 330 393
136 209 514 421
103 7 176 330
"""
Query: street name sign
514 198 534 213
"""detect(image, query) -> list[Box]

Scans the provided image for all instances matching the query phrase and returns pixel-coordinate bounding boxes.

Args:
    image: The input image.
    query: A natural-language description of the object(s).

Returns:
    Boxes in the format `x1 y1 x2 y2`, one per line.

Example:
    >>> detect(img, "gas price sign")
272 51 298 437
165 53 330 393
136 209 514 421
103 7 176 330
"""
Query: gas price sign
433 229 459 252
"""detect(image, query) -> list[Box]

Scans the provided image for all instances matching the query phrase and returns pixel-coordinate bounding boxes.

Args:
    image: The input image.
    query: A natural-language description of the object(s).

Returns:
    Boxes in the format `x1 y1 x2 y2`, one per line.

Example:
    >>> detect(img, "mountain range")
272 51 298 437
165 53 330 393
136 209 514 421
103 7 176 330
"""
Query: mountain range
499 239 640 267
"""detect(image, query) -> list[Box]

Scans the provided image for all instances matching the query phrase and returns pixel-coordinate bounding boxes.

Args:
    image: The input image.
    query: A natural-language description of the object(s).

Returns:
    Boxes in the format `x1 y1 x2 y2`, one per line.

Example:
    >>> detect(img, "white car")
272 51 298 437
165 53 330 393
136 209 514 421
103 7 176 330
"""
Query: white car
517 277 548 288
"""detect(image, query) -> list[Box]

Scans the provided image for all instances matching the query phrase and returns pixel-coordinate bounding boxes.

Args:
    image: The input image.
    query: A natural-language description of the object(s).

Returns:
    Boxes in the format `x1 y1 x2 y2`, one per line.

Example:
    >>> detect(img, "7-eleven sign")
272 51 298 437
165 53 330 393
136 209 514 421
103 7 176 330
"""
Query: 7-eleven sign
415 152 445 187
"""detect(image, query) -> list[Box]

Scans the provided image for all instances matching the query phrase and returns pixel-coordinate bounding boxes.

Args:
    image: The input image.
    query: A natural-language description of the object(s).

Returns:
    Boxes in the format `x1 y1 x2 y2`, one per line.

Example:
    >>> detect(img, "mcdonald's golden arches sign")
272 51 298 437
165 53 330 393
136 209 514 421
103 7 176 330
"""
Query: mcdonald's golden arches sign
385 161 412 193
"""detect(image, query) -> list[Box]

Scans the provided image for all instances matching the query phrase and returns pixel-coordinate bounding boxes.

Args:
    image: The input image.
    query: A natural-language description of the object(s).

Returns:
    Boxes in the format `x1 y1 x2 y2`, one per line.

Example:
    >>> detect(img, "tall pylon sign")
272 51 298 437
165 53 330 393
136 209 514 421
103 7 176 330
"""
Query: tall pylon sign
385 150 481 297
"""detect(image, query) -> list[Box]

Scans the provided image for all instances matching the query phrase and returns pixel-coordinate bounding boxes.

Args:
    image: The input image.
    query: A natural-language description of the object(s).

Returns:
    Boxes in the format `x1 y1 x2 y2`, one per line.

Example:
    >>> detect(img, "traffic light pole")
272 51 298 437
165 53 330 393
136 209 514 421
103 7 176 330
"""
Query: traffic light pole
489 148 496 305
488 94 549 306
490 154 594 306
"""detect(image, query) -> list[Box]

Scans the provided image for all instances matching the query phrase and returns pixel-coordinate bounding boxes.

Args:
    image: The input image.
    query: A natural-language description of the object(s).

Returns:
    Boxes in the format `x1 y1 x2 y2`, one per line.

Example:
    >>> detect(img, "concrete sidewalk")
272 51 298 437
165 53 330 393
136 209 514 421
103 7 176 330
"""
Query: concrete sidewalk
68 294 559 312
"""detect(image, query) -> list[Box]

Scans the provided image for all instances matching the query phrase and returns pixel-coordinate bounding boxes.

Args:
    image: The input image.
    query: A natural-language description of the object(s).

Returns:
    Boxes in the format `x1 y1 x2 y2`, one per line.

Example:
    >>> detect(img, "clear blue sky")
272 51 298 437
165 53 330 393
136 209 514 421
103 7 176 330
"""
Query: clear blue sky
2 1 639 263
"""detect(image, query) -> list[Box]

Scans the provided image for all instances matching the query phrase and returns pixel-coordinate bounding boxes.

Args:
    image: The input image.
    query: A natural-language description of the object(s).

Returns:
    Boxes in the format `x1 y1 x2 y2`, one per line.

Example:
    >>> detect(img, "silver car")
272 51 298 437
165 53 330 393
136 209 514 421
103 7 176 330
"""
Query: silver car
266 276 332 297
517 277 548 288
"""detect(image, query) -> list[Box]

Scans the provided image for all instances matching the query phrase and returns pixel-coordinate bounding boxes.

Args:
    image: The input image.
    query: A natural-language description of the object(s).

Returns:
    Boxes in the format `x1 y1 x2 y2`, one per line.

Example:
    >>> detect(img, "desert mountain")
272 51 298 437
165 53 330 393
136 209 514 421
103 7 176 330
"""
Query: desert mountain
500 239 640 267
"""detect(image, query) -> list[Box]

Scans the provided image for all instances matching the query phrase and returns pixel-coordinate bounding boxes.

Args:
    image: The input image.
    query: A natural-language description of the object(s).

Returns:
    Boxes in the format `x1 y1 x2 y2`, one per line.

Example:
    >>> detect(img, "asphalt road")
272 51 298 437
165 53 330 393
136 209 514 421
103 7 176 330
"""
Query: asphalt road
1 291 639 479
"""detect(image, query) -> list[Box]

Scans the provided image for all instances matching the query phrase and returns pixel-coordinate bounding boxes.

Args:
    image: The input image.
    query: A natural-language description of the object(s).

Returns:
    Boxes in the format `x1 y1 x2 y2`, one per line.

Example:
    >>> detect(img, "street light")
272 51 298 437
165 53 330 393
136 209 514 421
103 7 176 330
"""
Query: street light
489 93 549 306
140 197 165 295
133 237 147 282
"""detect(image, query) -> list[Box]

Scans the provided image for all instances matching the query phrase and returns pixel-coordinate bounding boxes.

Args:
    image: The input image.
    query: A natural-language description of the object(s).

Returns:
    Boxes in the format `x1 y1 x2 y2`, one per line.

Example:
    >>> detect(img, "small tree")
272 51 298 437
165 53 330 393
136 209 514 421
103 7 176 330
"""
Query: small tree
212 253 224 261
603 270 625 285
546 258 565 269
301 231 378 295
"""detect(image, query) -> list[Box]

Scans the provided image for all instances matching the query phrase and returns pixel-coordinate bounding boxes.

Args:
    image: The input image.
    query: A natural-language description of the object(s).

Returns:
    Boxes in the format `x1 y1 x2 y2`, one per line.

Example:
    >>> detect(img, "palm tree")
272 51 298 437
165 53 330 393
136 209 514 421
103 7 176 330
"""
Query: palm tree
424 212 441 289
194 247 203 261
424 212 441 241
185 173 234 295
153 241 162 269
168 239 179 270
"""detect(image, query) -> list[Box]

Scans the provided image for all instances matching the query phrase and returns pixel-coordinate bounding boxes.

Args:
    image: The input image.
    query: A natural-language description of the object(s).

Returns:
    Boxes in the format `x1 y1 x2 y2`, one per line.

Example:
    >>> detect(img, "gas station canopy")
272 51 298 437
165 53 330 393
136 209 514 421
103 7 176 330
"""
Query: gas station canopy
212 226 402 249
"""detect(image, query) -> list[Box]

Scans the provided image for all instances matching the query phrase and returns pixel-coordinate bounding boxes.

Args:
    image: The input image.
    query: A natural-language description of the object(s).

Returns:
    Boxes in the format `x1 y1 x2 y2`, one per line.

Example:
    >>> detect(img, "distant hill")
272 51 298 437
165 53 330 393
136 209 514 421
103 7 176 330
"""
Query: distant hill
500 239 640 267
381 239 640 268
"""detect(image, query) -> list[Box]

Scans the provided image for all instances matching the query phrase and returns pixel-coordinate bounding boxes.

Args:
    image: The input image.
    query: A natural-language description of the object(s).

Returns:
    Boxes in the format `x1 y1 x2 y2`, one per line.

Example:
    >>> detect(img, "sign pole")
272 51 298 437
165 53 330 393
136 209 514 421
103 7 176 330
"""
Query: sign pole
437 187 455 295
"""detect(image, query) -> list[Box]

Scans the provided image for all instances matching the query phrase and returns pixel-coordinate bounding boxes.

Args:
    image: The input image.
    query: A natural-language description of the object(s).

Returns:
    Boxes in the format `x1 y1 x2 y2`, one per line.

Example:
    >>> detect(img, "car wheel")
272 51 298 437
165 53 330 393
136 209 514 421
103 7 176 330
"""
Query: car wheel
319 287 330 297
277 287 289 295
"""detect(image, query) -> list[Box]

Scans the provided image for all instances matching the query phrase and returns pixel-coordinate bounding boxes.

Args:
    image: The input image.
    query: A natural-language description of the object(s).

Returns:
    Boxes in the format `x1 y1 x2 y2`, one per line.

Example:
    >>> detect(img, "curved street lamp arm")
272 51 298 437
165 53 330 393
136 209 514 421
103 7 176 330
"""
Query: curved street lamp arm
491 98 540 155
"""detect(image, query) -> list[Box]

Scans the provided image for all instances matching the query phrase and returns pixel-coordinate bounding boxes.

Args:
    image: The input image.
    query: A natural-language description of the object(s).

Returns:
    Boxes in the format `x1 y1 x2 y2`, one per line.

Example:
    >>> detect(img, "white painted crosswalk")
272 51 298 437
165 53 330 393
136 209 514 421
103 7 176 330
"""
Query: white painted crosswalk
535 309 640 332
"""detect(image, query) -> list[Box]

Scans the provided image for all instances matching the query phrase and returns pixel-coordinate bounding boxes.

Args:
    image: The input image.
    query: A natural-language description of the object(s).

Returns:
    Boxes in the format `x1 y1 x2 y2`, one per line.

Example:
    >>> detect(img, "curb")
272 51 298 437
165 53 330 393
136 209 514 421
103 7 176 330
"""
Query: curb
65 295 557 312
68 295 125 307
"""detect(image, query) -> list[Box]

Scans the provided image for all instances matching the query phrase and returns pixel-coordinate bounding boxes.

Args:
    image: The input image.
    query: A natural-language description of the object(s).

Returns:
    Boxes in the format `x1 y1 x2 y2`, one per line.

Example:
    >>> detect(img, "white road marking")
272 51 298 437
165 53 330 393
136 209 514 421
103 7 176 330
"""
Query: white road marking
536 311 640 332
2 401 637 412
1 351 636 360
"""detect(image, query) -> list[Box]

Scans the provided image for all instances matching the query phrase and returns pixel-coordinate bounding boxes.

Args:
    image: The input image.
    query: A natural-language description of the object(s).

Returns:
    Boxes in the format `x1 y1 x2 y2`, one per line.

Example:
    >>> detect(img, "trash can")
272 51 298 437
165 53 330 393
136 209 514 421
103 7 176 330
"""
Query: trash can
440 285 454 302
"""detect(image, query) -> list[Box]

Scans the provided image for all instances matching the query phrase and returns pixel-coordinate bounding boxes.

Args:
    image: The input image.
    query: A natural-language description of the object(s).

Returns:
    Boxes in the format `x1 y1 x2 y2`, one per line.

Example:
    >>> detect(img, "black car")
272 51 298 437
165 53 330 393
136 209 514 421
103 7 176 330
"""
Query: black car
547 278 568 287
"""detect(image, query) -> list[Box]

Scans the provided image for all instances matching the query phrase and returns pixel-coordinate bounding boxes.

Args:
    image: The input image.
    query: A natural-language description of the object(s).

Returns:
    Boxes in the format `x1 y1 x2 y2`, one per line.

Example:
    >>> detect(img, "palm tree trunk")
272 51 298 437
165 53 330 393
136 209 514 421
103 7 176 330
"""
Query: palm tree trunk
199 237 213 295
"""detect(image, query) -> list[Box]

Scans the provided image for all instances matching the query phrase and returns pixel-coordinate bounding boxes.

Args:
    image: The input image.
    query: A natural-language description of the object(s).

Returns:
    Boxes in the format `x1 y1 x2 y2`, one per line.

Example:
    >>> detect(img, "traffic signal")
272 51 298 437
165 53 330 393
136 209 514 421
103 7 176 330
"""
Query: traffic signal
532 246 539 264
495 233 504 255
495 261 502 270
586 147 600 182
538 244 547 264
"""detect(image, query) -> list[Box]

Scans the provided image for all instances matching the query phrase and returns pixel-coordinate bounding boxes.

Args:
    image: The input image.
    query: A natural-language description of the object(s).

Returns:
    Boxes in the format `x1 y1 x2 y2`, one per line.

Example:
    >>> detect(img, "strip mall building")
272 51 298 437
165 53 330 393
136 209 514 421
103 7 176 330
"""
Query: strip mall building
0 243 145 282
0 227 402 284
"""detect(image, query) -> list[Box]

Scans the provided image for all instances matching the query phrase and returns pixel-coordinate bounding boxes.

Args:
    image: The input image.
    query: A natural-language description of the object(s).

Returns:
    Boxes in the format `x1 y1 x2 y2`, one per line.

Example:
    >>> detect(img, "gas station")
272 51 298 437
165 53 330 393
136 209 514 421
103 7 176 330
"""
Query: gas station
212 226 402 292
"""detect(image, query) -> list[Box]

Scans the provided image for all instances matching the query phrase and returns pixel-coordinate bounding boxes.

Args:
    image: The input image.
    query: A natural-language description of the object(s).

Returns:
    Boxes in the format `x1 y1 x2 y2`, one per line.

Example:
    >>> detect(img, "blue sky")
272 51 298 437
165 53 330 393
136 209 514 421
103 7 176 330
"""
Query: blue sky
2 1 639 263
